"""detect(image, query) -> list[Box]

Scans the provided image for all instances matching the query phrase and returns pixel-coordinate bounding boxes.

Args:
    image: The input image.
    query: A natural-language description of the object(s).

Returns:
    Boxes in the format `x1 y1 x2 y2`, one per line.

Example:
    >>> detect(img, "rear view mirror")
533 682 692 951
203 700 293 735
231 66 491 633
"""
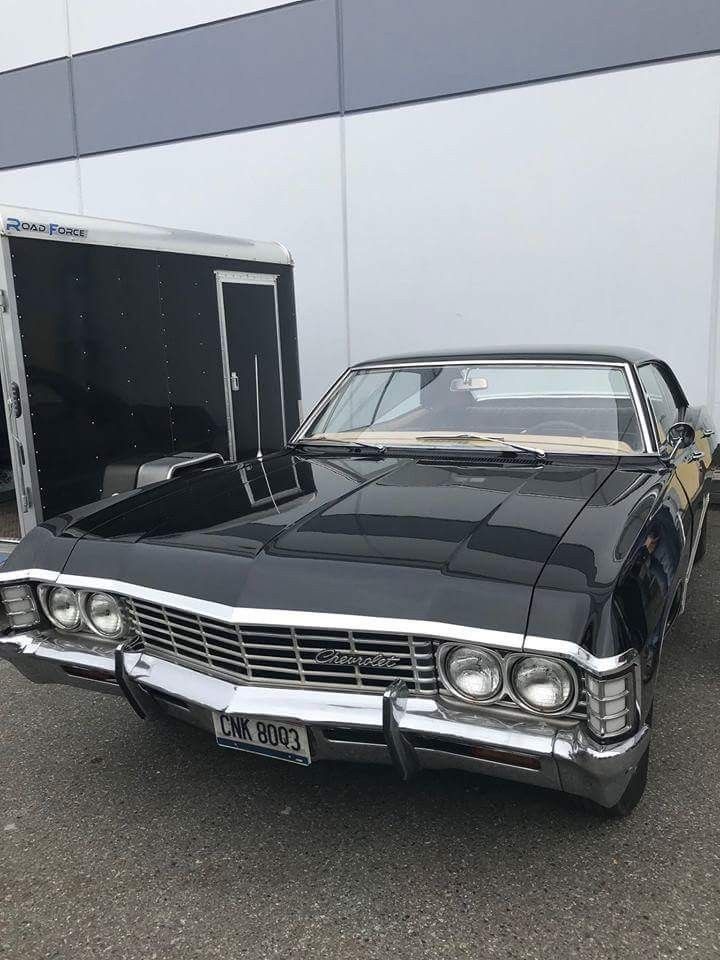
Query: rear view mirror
450 376 488 392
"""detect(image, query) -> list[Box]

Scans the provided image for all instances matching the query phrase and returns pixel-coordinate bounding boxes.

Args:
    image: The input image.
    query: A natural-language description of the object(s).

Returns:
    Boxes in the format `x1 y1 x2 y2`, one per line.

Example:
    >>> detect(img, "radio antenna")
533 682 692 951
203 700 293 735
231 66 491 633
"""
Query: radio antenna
253 353 279 513
254 354 262 460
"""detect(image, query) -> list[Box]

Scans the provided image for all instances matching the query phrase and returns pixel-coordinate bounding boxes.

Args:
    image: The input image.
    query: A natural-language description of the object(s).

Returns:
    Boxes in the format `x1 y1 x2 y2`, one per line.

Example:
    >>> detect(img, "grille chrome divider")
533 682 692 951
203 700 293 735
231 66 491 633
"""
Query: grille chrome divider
196 613 213 670
161 606 180 661
235 624 252 680
348 629 361 687
290 626 305 684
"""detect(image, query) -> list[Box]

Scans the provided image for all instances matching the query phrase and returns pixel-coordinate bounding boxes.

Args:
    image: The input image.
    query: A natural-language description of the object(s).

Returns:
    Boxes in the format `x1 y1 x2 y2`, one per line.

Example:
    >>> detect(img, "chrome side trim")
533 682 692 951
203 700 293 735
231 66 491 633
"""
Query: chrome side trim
522 636 638 675
60 575 524 651
356 360 635 369
0 568 641 679
0 567 61 584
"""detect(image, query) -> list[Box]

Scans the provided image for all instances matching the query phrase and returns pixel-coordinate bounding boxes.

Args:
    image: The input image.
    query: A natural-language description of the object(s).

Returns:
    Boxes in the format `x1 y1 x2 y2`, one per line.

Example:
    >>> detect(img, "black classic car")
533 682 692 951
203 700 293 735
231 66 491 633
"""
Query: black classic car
1 347 715 816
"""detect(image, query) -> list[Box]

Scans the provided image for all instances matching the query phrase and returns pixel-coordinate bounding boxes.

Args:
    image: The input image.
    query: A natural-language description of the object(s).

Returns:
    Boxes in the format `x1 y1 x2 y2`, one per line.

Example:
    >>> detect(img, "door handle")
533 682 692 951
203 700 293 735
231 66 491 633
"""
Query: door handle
230 371 240 392
689 448 704 461
7 382 21 418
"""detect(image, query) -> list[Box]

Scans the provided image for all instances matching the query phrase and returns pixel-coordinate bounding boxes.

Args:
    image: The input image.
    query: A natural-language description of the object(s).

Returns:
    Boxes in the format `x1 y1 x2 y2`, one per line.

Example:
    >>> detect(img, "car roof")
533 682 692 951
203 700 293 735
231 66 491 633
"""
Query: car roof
355 345 659 366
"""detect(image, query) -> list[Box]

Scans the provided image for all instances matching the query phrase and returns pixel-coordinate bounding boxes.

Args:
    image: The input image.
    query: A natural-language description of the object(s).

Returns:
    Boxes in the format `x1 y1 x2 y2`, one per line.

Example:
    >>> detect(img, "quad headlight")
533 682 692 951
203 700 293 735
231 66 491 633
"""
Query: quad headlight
37 585 126 638
46 586 82 630
509 656 575 714
441 645 503 701
84 592 124 638
440 644 578 716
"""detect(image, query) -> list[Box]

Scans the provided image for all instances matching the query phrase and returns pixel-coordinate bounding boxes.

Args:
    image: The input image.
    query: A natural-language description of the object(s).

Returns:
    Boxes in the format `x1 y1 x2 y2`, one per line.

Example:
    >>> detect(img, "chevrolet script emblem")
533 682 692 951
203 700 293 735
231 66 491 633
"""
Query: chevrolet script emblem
314 649 401 668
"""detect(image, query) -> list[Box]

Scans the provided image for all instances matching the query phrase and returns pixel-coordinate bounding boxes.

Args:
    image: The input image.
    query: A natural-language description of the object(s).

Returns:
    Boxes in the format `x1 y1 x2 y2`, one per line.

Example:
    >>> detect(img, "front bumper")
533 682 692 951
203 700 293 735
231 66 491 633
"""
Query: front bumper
0 630 650 808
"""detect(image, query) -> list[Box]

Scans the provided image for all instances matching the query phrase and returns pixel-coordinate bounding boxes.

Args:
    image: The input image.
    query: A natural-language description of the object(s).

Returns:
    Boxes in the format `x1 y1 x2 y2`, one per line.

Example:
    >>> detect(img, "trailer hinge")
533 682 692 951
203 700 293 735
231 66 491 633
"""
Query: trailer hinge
0 290 7 314
21 486 32 512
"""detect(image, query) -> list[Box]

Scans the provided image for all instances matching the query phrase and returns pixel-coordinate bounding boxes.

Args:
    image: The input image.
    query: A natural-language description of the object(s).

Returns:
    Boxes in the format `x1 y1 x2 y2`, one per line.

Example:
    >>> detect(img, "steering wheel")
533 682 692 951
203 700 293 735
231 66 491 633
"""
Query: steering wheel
529 419 586 437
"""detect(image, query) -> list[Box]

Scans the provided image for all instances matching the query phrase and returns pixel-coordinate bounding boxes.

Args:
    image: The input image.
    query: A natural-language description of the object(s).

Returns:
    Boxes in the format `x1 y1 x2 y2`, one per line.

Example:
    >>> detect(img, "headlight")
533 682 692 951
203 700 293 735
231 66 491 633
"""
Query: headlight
85 592 124 638
510 656 575 713
46 586 82 630
442 645 503 701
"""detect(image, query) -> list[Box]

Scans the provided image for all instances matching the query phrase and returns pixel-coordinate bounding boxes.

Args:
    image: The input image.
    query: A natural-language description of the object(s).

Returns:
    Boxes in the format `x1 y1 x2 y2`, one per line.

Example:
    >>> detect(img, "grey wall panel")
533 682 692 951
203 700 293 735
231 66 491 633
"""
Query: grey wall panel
72 0 340 156
6 0 720 166
341 0 720 111
0 60 76 169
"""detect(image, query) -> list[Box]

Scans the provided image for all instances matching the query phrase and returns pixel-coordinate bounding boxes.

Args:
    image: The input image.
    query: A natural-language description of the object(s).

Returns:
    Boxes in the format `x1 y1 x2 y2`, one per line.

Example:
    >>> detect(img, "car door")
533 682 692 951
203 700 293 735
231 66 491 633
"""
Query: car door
637 362 708 581
638 362 706 501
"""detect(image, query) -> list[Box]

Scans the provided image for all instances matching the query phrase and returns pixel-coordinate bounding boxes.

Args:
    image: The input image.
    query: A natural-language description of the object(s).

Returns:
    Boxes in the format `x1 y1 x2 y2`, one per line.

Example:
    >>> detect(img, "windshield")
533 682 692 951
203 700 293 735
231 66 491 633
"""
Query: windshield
302 363 645 454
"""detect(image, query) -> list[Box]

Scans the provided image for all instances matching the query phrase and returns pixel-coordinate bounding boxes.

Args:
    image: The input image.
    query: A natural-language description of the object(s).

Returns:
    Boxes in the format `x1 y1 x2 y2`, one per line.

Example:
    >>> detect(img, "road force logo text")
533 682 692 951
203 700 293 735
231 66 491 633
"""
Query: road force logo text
4 217 87 239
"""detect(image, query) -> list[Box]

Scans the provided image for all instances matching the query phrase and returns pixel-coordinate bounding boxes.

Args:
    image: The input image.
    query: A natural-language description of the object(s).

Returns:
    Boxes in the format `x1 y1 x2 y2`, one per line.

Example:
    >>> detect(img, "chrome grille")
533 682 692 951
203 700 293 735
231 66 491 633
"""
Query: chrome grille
126 598 437 693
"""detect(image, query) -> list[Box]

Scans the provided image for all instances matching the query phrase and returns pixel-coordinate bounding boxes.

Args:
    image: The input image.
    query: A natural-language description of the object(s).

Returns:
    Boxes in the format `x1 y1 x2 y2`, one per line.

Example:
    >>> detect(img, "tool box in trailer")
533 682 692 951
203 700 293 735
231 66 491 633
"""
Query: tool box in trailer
0 206 300 546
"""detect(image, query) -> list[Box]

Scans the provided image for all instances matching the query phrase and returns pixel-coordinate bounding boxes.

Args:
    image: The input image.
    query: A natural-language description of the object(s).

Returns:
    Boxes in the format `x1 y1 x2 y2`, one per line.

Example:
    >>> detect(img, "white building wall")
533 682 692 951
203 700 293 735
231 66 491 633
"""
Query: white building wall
1 52 719 418
0 159 82 212
0 0 69 72
345 57 720 415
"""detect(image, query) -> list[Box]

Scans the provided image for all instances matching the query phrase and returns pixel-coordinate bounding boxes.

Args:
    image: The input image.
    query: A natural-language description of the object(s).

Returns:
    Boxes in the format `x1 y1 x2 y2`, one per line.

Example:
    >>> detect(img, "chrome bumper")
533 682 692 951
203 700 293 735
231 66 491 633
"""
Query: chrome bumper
0 630 650 808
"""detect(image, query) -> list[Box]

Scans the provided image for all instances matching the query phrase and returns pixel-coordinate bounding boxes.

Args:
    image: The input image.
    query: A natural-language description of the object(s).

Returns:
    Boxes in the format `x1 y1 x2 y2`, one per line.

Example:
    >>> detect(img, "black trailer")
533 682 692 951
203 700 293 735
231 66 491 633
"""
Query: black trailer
0 206 301 545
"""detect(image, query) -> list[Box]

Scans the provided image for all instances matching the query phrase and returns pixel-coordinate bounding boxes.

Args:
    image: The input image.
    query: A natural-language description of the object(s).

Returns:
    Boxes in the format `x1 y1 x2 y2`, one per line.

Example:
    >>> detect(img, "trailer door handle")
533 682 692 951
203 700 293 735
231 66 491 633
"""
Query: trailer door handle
8 382 21 418
230 371 240 392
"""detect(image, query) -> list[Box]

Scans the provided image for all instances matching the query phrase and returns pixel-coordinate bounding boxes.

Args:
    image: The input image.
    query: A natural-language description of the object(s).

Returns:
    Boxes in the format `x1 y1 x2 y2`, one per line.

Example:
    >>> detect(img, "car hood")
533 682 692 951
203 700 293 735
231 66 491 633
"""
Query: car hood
51 452 617 635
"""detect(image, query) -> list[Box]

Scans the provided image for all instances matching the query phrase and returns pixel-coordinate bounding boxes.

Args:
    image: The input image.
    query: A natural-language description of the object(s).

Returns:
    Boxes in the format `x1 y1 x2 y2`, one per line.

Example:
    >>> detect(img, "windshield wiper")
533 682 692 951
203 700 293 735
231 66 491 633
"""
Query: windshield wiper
415 433 546 458
291 436 386 455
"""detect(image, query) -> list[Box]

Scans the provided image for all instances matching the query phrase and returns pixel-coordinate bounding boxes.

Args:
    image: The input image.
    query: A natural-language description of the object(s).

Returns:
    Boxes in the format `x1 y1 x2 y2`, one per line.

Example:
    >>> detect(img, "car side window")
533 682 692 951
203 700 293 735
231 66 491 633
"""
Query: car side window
638 364 681 441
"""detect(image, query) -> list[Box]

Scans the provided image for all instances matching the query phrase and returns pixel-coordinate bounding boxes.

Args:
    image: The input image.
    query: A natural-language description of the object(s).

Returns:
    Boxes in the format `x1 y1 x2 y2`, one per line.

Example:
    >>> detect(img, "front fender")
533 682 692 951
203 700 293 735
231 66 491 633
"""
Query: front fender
526 463 686 714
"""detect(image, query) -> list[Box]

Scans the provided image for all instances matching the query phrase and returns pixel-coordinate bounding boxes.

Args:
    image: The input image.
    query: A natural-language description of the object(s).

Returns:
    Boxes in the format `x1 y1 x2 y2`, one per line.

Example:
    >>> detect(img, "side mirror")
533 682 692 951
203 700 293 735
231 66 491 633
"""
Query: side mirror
664 421 695 457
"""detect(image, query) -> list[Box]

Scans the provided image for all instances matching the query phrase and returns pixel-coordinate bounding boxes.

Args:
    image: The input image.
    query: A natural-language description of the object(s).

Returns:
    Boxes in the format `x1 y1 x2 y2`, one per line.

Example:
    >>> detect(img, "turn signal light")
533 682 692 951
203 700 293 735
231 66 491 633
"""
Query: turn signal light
1 583 40 629
586 672 635 738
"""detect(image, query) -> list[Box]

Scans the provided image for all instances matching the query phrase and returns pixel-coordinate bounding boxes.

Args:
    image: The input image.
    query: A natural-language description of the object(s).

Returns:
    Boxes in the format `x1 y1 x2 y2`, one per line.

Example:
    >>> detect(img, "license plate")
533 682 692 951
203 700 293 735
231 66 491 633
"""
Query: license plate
213 712 311 765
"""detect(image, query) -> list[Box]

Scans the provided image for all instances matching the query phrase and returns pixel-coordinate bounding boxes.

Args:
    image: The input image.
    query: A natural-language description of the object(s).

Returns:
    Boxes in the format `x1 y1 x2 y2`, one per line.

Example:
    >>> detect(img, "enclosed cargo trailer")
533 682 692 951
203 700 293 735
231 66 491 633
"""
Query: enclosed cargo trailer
0 206 300 544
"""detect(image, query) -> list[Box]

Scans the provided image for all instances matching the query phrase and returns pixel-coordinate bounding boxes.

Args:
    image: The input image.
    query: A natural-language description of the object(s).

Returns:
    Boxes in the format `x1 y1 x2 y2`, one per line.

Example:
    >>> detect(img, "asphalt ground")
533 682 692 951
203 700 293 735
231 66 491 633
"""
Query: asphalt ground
1 513 720 960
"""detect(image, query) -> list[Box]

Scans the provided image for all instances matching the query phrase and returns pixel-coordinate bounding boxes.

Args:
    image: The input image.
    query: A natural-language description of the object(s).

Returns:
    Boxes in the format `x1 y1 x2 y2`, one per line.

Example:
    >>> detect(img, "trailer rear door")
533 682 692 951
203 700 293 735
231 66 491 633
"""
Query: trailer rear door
216 271 286 460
